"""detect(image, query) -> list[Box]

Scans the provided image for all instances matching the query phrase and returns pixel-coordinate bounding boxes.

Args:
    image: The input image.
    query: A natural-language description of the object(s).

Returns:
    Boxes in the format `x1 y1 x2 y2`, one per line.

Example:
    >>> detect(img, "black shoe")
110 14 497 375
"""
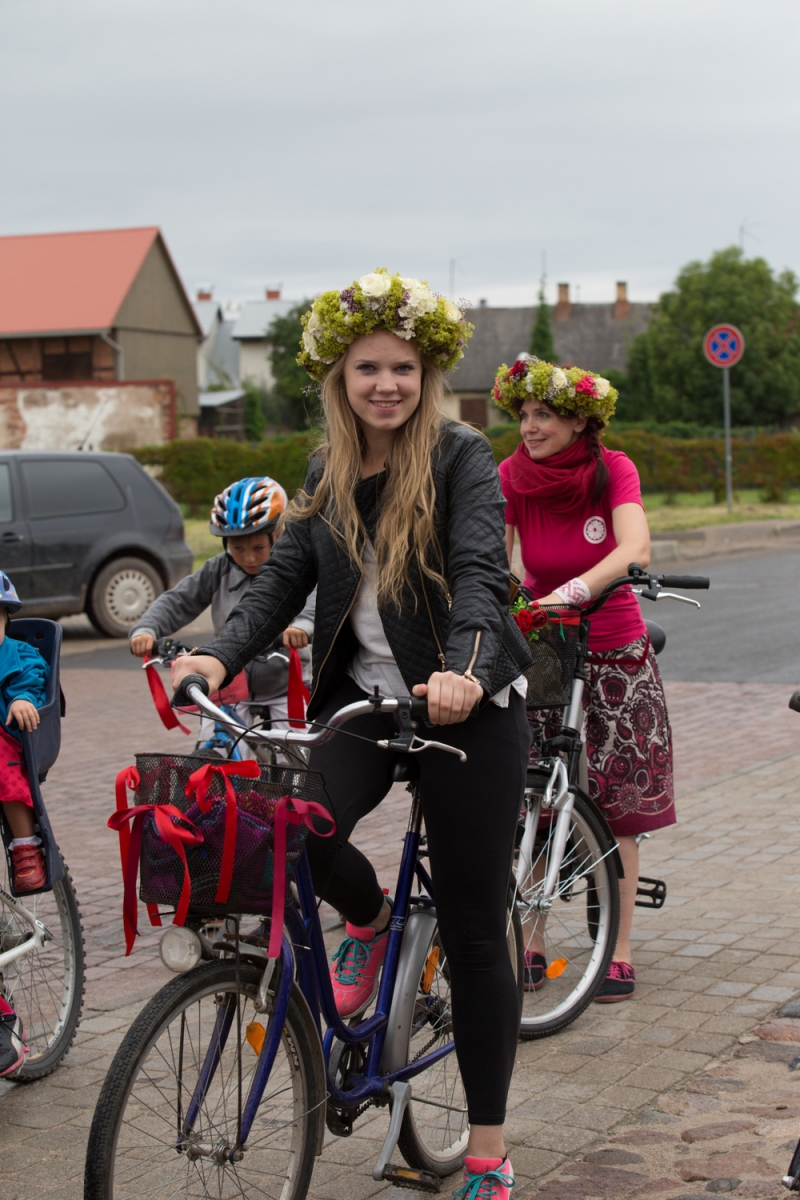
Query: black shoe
593 961 636 1003
524 951 547 992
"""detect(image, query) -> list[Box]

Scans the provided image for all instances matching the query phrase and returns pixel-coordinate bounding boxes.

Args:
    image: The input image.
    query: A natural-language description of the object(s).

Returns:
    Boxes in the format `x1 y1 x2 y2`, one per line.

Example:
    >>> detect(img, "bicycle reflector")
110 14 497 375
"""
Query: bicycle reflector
158 926 202 973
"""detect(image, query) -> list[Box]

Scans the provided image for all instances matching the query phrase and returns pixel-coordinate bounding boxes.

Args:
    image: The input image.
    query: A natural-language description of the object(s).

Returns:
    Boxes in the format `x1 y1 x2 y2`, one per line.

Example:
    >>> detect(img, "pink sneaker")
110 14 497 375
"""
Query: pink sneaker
0 997 27 1077
456 1156 514 1199
330 917 390 1017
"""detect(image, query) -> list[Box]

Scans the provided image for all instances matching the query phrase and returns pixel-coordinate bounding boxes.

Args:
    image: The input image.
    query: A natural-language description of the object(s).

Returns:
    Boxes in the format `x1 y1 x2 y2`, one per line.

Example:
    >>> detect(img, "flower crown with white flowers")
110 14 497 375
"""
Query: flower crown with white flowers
492 354 617 424
297 268 474 382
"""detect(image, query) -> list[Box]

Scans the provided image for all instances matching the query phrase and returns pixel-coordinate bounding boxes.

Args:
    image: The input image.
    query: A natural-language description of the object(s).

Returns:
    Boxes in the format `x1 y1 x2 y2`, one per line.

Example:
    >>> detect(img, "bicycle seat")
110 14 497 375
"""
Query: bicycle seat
645 620 667 656
391 756 420 784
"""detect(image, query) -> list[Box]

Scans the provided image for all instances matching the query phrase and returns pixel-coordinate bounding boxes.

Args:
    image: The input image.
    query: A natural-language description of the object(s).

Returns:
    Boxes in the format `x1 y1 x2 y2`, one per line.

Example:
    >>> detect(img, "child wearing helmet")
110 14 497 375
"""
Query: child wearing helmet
129 478 314 752
0 572 50 895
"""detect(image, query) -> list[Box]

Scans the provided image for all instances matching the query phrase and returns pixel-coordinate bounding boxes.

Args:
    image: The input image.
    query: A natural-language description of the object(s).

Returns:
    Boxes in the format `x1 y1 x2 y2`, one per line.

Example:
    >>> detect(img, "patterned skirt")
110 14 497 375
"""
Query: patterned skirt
530 633 676 838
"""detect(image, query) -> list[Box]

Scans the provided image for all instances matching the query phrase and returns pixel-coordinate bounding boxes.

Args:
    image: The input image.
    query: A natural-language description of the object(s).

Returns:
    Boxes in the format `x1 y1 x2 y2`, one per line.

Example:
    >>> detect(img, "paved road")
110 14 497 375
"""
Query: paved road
641 548 799 684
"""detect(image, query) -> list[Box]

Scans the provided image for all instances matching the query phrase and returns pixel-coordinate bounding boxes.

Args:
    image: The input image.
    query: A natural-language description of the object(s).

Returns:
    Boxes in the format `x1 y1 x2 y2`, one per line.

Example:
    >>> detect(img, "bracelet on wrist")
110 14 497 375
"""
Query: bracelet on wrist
553 577 591 606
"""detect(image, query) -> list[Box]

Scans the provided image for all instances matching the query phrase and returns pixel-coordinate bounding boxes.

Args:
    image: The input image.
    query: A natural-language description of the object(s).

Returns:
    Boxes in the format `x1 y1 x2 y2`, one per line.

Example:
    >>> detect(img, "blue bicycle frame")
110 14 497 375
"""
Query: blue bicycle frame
178 784 454 1153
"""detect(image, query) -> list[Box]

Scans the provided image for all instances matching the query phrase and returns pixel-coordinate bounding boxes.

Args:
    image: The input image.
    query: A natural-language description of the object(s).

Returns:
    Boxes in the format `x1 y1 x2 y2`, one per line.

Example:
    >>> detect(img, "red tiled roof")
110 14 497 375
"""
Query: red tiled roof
0 226 162 336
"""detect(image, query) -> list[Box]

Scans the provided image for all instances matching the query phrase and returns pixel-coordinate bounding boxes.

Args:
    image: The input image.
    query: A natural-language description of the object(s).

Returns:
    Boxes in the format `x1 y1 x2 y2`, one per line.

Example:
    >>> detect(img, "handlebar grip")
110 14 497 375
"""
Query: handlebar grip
789 692 800 714
409 696 429 721
172 673 211 708
659 576 710 590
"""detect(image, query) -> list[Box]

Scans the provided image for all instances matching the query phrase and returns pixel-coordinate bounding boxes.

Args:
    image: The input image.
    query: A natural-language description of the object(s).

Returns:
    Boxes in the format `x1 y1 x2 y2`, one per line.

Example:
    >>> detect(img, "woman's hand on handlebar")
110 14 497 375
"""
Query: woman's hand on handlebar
130 633 156 658
283 626 309 649
413 670 483 725
171 653 227 698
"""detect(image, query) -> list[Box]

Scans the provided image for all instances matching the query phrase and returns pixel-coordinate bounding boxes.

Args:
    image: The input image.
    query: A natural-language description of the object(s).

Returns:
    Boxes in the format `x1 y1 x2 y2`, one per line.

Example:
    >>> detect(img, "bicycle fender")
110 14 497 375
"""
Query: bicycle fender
379 907 438 1076
289 979 328 1157
569 786 625 879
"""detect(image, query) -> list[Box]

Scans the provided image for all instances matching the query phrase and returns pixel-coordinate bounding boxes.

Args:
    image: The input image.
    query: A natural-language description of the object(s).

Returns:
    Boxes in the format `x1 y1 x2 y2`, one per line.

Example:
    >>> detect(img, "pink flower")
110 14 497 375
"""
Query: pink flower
575 375 597 398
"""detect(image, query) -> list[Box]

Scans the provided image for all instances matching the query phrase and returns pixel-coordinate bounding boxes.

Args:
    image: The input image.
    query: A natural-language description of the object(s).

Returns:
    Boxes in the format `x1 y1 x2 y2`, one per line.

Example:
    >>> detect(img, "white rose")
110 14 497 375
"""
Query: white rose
306 311 322 334
551 368 567 390
358 272 392 299
594 376 610 399
443 299 462 322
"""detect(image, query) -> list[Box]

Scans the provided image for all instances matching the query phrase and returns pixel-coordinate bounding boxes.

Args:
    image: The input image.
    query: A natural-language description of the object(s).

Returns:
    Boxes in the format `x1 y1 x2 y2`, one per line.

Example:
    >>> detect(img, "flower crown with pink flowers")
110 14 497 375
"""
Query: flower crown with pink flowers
492 354 617 424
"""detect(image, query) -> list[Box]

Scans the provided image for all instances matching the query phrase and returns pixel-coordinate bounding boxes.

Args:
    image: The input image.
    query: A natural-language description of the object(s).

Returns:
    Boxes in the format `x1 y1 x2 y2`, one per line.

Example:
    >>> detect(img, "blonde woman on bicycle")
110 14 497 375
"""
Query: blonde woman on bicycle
173 270 532 1200
495 354 676 1003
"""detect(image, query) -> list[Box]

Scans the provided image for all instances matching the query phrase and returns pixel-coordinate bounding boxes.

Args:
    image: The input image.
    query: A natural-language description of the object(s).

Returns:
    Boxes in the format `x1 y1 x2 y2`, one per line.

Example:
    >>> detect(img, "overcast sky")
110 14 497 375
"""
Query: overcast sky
2 0 798 309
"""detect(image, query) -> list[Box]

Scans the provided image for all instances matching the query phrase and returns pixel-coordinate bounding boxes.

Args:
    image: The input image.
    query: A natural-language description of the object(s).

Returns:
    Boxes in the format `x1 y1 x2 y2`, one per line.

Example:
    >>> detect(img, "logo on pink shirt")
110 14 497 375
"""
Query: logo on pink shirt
583 517 607 544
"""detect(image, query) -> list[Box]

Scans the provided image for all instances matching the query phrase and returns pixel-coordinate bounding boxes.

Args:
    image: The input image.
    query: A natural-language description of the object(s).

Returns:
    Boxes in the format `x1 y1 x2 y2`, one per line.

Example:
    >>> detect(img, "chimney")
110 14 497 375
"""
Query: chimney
196 285 213 302
614 281 631 320
479 298 488 307
265 288 281 301
555 283 572 321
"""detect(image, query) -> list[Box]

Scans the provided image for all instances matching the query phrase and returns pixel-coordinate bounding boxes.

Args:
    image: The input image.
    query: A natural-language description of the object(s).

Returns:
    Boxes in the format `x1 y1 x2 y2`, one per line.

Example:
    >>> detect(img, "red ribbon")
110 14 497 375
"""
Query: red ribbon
287 647 310 728
144 658 190 734
184 760 260 905
109 765 203 954
268 795 335 958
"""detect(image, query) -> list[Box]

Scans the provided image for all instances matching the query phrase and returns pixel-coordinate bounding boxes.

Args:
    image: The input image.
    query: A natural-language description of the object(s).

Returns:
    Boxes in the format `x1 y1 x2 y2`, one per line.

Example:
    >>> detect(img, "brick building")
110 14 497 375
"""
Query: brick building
0 227 202 427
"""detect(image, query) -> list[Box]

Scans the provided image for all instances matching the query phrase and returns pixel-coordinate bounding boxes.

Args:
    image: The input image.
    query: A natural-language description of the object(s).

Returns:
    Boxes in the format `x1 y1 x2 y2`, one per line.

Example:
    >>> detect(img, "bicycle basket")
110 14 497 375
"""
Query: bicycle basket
132 753 327 917
519 608 582 709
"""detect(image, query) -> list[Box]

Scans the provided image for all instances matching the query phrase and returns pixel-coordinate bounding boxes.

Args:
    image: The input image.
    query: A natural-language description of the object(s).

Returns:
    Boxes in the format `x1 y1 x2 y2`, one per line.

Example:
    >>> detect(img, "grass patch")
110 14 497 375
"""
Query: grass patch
644 489 800 532
184 518 222 570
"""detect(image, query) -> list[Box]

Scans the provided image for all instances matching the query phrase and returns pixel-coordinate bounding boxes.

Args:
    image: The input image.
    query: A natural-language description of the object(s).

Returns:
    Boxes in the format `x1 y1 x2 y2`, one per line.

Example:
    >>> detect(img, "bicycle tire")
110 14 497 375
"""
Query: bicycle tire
396 899 523 1177
514 790 620 1039
0 850 85 1080
84 959 325 1200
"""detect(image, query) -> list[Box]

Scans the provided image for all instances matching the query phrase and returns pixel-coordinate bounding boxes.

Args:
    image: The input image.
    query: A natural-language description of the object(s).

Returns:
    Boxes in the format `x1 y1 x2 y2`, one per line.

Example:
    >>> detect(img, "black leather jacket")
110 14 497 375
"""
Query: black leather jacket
199 421 532 719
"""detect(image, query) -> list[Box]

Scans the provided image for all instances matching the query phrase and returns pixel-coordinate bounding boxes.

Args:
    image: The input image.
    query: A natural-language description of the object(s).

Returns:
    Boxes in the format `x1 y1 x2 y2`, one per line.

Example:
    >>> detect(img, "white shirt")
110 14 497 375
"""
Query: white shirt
347 541 527 706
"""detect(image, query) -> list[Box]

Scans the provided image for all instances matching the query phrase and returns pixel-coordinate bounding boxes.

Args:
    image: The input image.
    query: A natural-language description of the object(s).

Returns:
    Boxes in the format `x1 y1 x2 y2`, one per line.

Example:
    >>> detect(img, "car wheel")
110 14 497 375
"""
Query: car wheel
88 557 163 638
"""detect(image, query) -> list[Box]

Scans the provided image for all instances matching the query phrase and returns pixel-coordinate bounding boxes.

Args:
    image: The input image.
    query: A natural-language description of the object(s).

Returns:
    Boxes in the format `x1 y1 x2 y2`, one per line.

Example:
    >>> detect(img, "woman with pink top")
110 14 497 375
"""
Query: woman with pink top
494 354 675 1002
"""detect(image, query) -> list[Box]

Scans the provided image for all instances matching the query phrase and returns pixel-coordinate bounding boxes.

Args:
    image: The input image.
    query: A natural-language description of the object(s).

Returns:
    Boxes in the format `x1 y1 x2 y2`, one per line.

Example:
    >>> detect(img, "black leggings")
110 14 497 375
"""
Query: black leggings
307 677 530 1126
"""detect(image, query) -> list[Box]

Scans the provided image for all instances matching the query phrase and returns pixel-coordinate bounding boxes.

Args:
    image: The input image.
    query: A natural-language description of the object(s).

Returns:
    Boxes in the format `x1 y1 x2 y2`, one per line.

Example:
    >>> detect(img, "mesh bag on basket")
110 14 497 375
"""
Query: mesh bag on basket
515 606 582 709
109 753 334 957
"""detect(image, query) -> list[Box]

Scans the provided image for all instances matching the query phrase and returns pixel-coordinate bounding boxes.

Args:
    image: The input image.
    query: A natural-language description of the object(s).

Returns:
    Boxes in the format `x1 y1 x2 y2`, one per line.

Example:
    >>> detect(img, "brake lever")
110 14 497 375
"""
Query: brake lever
654 591 701 608
376 735 467 762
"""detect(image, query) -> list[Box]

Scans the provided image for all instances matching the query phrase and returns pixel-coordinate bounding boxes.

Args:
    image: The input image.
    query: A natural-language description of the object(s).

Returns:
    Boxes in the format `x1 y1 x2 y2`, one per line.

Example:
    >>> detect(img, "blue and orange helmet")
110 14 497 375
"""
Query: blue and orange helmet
0 572 21 614
209 477 288 539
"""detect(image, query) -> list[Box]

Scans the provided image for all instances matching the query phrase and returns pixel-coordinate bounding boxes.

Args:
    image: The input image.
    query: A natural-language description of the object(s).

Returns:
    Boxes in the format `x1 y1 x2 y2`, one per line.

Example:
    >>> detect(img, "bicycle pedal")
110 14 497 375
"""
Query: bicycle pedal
382 1163 441 1192
635 875 667 909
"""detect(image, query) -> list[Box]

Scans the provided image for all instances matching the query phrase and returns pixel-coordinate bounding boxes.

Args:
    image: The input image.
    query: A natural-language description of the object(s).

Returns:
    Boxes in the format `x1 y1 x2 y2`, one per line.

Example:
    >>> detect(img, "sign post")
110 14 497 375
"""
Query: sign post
703 324 745 513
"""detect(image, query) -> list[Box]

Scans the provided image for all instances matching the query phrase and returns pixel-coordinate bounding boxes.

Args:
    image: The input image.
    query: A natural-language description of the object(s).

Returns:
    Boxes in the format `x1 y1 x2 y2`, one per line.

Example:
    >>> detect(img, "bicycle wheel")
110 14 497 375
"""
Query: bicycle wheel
0 849 85 1079
513 787 620 1039
85 959 325 1200
396 906 522 1177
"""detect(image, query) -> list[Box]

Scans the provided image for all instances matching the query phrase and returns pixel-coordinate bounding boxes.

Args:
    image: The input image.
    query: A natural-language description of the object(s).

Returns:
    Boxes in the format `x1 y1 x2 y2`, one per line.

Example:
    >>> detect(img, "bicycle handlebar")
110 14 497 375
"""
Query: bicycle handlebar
172 679 435 752
583 563 710 617
658 575 710 590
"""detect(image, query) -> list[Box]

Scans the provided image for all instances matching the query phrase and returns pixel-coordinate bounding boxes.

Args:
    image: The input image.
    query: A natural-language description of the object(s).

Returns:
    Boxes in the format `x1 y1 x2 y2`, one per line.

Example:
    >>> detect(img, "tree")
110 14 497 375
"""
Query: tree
530 279 556 361
266 301 319 429
621 247 800 426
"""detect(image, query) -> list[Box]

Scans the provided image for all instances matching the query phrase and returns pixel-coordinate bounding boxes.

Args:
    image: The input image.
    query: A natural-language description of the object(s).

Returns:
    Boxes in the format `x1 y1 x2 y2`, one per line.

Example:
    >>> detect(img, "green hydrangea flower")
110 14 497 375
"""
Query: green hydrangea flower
297 268 474 381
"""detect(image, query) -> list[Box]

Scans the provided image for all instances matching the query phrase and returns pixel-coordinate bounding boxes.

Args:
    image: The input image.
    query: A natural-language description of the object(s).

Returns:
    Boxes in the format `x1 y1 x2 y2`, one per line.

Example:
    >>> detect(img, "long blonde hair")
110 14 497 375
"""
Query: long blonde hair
286 351 448 610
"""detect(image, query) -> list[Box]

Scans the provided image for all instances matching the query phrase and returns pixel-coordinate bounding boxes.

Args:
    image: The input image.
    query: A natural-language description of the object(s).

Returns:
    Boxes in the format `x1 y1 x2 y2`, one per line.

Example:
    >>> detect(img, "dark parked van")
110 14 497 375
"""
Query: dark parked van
0 452 193 637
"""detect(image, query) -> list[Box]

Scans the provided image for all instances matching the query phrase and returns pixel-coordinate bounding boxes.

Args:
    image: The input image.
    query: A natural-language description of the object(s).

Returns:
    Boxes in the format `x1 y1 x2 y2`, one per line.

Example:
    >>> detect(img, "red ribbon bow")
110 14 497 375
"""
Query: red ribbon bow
143 658 190 734
287 646 310 728
268 795 335 958
109 766 204 954
184 760 261 906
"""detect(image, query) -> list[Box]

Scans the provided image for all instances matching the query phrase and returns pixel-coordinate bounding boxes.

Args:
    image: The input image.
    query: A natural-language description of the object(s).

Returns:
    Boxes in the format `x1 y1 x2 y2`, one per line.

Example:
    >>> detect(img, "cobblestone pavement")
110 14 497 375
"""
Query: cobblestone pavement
2 638 800 1199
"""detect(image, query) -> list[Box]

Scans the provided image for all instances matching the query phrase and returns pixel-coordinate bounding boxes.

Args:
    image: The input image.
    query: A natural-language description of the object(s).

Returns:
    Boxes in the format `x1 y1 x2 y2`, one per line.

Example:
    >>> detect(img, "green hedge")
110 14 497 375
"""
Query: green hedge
133 434 318 513
135 427 800 512
490 428 800 500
